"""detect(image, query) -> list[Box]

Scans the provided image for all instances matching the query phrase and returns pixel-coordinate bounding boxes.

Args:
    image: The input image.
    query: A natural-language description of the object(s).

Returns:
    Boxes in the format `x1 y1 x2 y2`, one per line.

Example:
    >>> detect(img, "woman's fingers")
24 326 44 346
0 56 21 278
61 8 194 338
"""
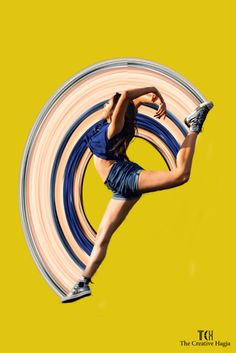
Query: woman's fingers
154 107 161 117
155 106 164 117
154 102 166 119
155 112 166 119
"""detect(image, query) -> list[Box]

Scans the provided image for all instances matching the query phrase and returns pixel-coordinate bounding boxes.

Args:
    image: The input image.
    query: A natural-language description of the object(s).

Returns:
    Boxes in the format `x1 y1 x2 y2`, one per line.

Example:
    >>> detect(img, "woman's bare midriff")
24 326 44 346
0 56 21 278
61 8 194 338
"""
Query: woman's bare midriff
93 155 117 183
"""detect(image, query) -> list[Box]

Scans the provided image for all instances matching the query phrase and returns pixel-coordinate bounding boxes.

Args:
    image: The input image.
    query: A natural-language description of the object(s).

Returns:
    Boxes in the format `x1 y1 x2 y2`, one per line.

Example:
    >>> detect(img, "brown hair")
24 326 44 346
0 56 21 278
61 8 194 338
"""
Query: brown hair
106 92 138 161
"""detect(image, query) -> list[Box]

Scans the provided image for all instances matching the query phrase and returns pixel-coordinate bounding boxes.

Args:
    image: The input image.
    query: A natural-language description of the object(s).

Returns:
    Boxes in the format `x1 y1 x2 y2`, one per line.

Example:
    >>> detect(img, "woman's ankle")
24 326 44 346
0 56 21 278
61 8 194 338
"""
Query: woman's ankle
81 275 94 284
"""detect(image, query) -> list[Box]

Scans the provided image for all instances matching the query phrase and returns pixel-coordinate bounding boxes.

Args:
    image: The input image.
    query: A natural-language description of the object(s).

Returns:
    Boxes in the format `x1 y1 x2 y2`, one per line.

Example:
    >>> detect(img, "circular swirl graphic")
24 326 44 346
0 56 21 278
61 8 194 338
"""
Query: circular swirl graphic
18 58 207 301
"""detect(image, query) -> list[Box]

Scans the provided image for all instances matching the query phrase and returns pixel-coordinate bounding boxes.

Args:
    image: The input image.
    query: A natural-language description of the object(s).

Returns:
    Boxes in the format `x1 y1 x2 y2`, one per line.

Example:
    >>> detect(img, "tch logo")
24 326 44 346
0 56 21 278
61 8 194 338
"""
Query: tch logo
180 329 231 348
197 330 213 340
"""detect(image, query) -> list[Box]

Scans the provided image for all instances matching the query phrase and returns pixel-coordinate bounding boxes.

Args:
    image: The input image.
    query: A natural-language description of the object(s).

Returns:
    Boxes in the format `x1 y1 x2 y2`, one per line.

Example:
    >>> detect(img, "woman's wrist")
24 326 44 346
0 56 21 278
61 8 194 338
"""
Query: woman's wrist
151 86 160 95
152 87 164 102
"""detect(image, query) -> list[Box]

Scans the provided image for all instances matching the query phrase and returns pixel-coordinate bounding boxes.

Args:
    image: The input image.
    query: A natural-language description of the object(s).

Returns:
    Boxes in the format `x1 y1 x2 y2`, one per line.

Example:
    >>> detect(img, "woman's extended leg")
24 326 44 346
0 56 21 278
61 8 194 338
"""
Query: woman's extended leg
175 131 198 176
82 196 141 280
137 131 199 193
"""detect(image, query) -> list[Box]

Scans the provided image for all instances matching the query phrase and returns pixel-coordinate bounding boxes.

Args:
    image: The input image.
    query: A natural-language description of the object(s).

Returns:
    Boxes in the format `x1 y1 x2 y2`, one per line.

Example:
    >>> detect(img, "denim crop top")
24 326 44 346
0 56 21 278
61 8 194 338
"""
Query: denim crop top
86 119 126 161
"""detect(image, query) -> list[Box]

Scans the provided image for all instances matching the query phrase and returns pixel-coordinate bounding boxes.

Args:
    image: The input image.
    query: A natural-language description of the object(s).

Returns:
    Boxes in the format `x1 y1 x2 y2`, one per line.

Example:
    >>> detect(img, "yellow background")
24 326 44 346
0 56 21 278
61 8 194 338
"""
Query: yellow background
1 0 235 351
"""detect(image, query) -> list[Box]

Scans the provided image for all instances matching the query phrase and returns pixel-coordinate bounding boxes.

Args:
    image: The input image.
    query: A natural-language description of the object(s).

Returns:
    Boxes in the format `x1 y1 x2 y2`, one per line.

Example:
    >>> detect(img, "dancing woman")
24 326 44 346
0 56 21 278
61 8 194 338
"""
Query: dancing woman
62 87 213 303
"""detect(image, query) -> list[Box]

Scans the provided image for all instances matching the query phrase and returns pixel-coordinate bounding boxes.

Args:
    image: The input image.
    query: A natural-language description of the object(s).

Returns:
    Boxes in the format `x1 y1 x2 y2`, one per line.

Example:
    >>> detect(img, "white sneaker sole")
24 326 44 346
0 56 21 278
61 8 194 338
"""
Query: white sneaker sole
61 290 91 303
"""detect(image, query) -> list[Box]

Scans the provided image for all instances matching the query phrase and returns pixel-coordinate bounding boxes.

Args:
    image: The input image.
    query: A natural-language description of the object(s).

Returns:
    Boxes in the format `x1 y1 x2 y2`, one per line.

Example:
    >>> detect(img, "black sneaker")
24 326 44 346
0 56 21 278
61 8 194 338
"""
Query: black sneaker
184 101 214 133
61 277 94 304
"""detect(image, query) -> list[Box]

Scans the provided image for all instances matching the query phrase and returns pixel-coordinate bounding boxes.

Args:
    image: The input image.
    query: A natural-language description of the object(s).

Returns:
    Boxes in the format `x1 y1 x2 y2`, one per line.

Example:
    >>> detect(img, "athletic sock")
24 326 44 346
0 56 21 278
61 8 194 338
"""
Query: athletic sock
81 275 93 284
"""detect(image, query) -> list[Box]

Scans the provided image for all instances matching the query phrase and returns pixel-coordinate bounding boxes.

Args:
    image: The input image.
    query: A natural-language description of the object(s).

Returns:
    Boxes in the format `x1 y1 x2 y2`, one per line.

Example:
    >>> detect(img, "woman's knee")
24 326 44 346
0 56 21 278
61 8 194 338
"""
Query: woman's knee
175 168 190 185
96 231 111 248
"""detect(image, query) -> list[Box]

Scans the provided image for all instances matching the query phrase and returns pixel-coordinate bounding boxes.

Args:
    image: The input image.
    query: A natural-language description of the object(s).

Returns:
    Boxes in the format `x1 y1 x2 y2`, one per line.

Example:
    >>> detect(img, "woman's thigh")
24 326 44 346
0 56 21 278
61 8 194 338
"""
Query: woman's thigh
96 196 141 245
137 169 183 193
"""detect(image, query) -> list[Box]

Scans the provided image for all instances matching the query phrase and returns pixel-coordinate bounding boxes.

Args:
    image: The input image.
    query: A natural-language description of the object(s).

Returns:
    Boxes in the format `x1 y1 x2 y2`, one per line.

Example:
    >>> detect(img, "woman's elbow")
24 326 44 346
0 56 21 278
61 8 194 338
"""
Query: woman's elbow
122 90 132 101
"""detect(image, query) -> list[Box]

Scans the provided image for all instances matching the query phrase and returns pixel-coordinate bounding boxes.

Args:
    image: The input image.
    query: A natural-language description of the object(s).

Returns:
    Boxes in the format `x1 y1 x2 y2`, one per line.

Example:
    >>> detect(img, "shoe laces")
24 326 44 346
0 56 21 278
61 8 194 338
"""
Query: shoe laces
72 277 94 292
83 277 94 284
190 107 209 132
197 107 209 122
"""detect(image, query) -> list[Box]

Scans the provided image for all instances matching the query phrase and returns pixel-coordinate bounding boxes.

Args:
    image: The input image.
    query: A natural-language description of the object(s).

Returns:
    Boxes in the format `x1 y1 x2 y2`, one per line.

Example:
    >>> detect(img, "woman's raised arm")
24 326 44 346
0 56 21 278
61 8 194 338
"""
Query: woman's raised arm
126 87 159 100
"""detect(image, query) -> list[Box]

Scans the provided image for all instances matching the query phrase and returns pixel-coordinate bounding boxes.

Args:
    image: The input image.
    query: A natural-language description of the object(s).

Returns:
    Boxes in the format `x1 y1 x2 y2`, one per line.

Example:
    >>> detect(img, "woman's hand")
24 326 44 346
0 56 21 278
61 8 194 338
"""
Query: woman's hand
150 88 166 119
151 87 165 102
154 101 167 119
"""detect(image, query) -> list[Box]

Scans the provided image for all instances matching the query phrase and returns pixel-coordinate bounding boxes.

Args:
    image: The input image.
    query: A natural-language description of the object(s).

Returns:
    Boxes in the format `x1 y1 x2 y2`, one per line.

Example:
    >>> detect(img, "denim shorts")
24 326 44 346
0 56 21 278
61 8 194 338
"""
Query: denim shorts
104 160 144 200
